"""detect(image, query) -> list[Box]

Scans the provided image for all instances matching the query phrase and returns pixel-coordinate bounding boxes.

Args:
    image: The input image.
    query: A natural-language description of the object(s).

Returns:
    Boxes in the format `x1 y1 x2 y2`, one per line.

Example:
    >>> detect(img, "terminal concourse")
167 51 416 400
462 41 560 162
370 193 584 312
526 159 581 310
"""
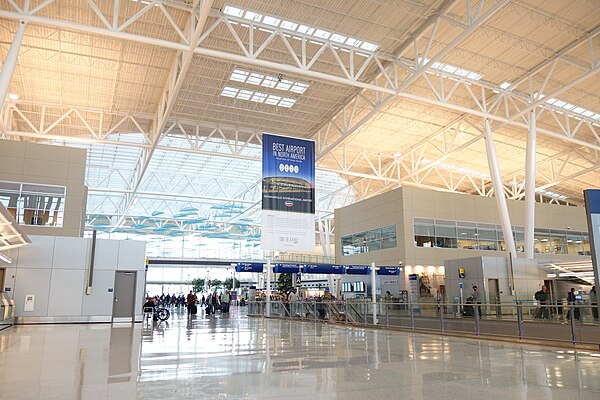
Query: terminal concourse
2 0 600 399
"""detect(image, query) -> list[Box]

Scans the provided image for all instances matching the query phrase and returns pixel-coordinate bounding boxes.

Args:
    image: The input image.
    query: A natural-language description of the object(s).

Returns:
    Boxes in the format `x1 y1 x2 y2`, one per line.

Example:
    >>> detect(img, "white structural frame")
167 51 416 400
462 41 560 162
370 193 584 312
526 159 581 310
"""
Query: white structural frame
1 0 598 234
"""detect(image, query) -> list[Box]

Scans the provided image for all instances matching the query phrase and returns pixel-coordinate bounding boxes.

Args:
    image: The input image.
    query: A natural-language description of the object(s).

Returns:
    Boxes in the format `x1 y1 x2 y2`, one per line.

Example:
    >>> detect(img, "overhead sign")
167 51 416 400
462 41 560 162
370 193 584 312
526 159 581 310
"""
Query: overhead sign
295 273 302 287
273 263 301 273
235 263 264 273
345 265 371 275
377 266 401 275
302 264 345 274
458 268 465 278
261 133 315 252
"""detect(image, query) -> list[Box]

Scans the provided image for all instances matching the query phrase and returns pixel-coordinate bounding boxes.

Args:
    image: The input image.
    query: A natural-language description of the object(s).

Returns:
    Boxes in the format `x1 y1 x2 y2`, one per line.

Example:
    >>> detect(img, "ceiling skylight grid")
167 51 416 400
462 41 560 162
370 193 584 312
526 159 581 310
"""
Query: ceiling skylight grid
220 86 296 108
222 5 379 53
229 69 309 94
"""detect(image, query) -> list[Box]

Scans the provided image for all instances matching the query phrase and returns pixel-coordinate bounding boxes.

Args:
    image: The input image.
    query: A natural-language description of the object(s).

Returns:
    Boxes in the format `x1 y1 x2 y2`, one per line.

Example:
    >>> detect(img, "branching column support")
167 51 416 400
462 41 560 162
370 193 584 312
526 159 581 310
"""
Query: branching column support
483 119 517 259
524 110 537 259
0 20 26 111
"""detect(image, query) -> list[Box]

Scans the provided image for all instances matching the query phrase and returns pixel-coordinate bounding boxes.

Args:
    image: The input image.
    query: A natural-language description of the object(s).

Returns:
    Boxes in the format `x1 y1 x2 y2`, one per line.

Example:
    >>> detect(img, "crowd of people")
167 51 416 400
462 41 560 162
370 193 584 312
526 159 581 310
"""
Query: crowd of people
143 289 236 318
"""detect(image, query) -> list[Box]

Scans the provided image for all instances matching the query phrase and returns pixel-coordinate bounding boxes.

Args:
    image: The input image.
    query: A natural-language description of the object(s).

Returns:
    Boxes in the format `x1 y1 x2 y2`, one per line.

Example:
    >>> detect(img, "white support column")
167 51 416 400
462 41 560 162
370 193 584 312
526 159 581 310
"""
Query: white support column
483 119 517 259
371 262 377 324
0 20 27 108
266 258 271 317
524 110 537 259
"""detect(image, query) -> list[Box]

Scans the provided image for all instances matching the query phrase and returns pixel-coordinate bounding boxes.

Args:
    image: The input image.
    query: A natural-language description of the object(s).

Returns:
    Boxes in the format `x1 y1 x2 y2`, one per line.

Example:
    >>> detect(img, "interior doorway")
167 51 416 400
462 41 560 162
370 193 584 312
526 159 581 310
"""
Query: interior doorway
112 271 137 322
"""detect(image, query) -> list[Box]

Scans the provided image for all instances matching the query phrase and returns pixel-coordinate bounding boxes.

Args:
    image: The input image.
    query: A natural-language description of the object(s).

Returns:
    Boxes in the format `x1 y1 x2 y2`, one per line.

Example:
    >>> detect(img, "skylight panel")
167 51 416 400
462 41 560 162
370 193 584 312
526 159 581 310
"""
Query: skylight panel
297 25 314 35
221 87 296 108
263 16 280 26
222 4 379 52
247 72 264 85
499 82 511 90
223 5 243 17
264 94 281 105
276 79 293 91
221 87 239 97
261 76 278 88
290 82 309 94
279 98 296 108
230 69 248 82
250 92 267 103
244 11 263 22
543 97 600 122
280 20 298 30
331 34 346 43
314 29 331 39
228 68 309 94
422 58 482 81
237 89 253 100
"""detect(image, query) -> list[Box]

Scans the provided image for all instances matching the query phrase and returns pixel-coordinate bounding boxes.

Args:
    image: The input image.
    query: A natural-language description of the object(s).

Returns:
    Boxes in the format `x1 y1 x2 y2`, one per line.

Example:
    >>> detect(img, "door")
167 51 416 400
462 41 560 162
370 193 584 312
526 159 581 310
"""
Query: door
113 271 137 321
488 278 501 317
0 269 5 292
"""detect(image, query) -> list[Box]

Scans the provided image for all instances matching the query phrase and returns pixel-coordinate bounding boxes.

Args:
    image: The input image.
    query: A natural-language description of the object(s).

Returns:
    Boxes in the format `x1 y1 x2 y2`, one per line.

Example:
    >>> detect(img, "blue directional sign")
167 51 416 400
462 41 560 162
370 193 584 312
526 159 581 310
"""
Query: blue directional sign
377 266 401 275
345 265 371 275
302 264 345 274
235 263 264 273
273 263 301 273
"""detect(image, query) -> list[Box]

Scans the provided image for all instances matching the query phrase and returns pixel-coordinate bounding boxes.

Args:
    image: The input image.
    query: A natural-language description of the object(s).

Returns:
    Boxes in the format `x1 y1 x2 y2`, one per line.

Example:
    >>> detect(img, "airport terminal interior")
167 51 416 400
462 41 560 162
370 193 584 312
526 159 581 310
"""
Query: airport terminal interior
1 0 600 399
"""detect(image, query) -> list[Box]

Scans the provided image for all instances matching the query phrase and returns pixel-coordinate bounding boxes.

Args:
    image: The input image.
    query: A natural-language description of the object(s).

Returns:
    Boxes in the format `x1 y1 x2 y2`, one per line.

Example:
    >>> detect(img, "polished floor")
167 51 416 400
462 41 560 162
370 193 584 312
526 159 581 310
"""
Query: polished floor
0 307 599 400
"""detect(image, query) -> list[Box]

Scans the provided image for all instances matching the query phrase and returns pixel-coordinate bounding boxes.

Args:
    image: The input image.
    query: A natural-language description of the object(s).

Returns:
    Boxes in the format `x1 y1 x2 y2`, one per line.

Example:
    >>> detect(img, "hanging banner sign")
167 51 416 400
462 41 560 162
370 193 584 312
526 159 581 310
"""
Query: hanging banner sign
262 133 315 252
377 266 401 275
295 273 302 287
345 265 371 275
273 263 301 273
235 263 264 273
302 264 345 274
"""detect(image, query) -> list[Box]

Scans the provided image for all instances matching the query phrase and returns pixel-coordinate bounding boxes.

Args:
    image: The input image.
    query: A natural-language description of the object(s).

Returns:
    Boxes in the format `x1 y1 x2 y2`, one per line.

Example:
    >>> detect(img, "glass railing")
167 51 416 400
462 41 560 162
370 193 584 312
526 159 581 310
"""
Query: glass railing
248 300 600 347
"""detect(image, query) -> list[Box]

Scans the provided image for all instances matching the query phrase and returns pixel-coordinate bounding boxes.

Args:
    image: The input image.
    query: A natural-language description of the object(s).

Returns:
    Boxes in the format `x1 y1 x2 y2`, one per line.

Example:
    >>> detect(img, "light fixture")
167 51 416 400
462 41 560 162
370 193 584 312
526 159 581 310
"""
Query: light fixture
8 93 18 101
0 252 12 263
499 82 511 90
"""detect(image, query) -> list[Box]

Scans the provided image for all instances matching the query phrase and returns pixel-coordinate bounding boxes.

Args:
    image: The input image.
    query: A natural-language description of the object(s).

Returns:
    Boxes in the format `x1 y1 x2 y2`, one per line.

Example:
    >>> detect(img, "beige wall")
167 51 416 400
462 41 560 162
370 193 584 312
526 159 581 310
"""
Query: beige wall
335 187 589 268
0 140 87 237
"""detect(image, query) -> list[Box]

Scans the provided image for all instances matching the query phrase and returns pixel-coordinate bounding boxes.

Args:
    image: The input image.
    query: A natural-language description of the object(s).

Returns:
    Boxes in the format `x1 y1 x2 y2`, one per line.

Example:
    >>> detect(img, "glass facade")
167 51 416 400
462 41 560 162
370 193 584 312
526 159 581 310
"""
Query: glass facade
0 180 66 227
414 218 591 255
341 225 397 256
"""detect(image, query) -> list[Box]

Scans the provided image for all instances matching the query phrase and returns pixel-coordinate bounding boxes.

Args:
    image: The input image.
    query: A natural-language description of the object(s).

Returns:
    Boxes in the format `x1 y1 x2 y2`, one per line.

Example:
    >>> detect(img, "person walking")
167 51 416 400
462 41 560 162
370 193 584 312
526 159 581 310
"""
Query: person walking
535 285 550 319
288 288 299 316
222 290 231 313
567 288 580 320
589 286 597 320
186 291 196 316
471 285 482 318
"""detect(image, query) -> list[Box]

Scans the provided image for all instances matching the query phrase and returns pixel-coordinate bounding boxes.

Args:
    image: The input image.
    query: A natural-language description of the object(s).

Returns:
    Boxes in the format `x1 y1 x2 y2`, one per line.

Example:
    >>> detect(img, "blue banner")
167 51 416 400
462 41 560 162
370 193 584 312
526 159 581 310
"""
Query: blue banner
262 134 315 214
235 263 264 273
302 264 345 274
273 263 301 273
377 266 401 275
345 265 371 275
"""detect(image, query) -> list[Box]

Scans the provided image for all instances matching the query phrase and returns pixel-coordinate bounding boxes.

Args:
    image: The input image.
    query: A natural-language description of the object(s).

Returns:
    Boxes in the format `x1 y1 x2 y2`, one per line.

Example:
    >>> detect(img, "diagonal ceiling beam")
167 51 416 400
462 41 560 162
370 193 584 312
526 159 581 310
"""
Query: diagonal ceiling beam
111 0 214 230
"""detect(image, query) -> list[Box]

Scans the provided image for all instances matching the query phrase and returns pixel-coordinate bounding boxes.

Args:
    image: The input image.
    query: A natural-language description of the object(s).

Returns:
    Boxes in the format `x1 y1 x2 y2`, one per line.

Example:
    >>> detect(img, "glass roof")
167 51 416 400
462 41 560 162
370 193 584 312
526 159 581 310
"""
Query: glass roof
51 134 354 249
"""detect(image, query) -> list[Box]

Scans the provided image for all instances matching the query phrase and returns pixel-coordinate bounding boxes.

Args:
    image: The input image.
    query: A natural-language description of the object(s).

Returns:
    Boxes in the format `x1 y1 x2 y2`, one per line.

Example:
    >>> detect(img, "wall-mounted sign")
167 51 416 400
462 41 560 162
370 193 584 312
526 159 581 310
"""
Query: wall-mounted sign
345 265 371 275
235 263 264 273
458 268 465 278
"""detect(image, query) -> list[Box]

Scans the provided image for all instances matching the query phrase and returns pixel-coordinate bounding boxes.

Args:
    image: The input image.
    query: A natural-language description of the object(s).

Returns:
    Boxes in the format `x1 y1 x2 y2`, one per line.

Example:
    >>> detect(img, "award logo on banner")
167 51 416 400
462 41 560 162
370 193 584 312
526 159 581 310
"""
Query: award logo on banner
262 133 315 252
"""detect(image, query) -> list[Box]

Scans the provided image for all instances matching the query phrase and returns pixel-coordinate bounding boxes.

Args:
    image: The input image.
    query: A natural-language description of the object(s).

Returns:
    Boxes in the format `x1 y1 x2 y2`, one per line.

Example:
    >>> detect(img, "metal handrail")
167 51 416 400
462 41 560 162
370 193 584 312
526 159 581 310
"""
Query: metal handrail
247 300 600 347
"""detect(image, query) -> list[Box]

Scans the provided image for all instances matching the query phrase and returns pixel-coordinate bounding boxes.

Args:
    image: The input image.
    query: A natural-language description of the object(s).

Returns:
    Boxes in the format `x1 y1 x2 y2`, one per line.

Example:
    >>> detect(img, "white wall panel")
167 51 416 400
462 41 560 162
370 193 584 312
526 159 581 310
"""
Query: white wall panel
16 236 55 268
94 239 119 270
13 268 52 316
53 237 90 269
47 269 86 316
81 270 115 317
117 240 146 271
